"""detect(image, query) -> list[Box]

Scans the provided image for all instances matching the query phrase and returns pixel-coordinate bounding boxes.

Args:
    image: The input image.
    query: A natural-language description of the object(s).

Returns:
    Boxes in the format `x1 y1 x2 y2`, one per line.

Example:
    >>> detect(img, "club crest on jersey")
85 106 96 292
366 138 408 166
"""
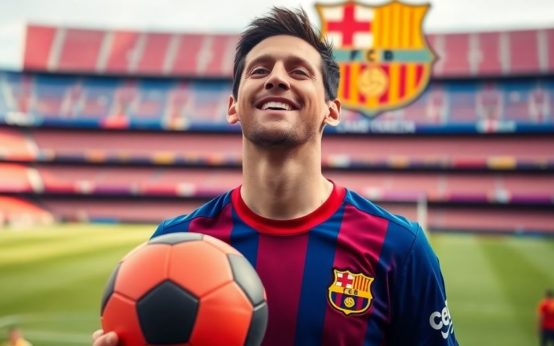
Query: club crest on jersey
315 1 435 117
328 268 374 315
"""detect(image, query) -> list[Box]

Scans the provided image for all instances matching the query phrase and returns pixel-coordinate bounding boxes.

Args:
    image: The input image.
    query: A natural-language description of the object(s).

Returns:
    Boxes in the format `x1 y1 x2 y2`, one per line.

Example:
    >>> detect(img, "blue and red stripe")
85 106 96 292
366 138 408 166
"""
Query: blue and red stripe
150 185 440 345
294 206 345 345
322 200 389 345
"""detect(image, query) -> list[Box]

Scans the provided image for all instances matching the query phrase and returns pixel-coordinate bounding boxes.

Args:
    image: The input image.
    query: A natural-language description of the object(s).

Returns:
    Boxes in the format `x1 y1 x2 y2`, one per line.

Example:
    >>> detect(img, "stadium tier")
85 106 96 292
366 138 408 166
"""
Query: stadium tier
1 72 554 134
0 195 53 226
18 198 550 235
0 163 34 192
0 24 553 234
39 197 201 223
2 127 553 170
2 163 552 204
23 25 554 78
1 158 553 233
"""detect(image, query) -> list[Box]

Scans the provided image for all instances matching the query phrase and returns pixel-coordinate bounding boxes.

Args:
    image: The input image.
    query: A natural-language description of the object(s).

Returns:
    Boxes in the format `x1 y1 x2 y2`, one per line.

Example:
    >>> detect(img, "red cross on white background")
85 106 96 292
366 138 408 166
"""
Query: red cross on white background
327 3 372 46
337 272 353 287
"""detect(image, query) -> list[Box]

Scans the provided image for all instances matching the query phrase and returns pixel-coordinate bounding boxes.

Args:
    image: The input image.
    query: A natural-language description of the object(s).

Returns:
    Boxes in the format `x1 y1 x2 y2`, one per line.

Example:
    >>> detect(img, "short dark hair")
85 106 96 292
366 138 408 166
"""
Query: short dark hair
232 7 339 101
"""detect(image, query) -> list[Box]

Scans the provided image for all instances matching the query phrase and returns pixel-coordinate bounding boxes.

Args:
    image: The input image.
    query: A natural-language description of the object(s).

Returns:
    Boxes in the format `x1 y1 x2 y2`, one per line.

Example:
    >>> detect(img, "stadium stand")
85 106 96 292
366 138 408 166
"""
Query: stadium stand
8 163 552 206
0 127 37 160
0 195 53 227
40 197 200 223
1 72 553 132
0 163 35 193
0 24 552 234
2 127 552 169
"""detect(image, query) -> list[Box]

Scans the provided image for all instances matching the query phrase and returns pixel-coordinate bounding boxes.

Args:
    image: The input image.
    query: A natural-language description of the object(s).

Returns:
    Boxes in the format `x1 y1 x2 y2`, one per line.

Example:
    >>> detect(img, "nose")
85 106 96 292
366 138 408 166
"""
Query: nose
264 64 290 91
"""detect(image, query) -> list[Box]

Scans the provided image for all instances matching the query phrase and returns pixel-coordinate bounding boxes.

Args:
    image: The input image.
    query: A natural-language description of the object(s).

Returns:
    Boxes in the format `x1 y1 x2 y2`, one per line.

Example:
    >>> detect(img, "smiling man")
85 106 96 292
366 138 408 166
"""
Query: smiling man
93 7 458 346
229 33 340 152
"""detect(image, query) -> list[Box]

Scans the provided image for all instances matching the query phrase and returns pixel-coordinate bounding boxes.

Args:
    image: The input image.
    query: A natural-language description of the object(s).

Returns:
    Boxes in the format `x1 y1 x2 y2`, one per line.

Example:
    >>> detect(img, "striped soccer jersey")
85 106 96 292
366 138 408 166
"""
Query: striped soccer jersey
152 184 459 346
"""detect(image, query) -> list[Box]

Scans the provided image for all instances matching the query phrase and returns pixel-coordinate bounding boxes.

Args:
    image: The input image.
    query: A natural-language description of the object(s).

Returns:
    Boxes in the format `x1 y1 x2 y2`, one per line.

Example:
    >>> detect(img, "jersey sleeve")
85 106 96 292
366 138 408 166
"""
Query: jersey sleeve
151 220 166 238
150 214 189 239
389 224 459 345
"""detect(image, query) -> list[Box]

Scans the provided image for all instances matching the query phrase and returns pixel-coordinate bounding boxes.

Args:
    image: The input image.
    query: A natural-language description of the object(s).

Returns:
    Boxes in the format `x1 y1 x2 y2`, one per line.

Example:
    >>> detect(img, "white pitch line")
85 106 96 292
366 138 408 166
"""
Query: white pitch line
0 313 96 344
25 329 91 344
0 315 21 328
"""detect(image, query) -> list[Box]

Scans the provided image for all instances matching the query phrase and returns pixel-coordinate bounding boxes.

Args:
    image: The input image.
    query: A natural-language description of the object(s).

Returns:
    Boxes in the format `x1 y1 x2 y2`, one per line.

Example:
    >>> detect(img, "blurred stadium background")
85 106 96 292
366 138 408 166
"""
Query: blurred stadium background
0 3 553 346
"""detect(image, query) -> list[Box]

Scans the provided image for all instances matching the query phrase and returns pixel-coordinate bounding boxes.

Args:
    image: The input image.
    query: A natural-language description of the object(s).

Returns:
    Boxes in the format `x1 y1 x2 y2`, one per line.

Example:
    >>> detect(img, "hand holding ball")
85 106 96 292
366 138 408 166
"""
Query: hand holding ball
100 232 268 346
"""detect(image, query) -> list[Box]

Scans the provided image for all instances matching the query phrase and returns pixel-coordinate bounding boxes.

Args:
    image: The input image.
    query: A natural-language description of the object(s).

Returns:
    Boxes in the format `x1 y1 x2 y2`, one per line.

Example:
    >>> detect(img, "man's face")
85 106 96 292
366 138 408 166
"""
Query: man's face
228 35 339 148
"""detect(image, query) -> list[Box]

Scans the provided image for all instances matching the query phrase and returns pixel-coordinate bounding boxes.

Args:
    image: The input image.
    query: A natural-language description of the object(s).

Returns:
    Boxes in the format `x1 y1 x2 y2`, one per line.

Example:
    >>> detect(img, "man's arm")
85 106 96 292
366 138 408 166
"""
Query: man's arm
389 224 459 345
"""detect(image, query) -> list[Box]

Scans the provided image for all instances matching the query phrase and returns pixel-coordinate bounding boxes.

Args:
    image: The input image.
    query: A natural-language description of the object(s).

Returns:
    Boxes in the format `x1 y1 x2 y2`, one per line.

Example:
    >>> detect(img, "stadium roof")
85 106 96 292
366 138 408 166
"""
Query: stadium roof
1 0 553 69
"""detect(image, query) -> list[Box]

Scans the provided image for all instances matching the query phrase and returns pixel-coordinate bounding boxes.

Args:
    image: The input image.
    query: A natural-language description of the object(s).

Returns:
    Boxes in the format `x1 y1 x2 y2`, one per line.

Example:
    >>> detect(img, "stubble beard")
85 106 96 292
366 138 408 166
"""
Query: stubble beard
243 122 317 149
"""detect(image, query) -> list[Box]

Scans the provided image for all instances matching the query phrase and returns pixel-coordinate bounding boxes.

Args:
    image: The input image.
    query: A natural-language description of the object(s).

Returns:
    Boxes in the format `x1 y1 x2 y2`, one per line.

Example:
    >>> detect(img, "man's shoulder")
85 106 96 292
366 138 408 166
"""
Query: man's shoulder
342 188 426 260
154 190 234 236
343 188 419 236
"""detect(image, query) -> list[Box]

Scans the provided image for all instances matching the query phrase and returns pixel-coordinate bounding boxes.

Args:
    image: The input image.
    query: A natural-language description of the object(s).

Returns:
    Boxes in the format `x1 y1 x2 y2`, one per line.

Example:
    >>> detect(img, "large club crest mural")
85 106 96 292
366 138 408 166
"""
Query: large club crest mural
316 1 436 117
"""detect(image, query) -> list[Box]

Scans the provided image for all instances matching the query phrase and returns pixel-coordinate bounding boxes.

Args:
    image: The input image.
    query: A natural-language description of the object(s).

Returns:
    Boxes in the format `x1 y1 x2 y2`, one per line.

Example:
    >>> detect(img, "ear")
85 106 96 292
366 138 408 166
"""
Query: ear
227 95 239 124
324 99 341 127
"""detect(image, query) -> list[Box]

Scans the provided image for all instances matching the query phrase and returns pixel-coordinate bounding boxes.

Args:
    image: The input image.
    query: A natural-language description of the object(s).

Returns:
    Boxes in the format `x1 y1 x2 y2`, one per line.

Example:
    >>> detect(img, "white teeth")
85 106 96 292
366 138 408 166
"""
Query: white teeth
261 101 291 111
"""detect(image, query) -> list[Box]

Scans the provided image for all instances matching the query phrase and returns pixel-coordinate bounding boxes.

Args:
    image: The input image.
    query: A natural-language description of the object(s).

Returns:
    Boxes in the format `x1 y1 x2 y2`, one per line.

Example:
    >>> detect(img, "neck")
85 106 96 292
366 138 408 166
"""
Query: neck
240 137 332 220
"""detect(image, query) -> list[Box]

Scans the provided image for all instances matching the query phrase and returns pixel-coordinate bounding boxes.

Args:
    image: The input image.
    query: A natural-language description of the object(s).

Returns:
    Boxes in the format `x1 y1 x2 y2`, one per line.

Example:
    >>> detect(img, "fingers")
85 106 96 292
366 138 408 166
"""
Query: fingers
92 329 104 341
92 330 118 346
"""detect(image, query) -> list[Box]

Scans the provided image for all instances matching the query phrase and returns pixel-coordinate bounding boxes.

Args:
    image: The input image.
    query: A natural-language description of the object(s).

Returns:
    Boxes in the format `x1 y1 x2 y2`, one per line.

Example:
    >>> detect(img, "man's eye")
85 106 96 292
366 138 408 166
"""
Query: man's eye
251 68 268 75
292 69 309 77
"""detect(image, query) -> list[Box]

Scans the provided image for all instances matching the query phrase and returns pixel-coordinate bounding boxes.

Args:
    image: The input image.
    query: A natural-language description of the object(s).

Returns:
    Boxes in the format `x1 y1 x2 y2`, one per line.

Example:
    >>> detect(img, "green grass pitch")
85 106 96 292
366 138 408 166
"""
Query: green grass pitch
0 223 552 345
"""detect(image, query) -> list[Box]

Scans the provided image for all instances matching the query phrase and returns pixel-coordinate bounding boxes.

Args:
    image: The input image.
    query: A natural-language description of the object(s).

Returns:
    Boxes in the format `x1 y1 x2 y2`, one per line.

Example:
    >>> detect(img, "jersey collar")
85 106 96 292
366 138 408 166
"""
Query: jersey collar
231 182 346 236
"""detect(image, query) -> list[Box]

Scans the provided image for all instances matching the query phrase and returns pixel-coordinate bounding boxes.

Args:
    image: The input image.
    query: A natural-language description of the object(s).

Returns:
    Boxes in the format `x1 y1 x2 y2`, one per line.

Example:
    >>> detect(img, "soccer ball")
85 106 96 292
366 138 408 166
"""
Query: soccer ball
100 232 268 346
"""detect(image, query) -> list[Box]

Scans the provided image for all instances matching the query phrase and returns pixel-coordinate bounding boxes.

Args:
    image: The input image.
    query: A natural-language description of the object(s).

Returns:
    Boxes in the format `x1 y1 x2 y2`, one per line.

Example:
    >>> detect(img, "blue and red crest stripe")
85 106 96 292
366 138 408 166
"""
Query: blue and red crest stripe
332 292 343 306
330 292 370 311
356 296 368 310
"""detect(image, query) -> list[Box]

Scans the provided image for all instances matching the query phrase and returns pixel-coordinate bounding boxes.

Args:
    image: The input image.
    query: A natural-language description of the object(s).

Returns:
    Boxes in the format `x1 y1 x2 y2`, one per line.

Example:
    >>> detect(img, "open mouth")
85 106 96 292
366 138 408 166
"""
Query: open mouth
255 98 299 111
261 101 292 111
